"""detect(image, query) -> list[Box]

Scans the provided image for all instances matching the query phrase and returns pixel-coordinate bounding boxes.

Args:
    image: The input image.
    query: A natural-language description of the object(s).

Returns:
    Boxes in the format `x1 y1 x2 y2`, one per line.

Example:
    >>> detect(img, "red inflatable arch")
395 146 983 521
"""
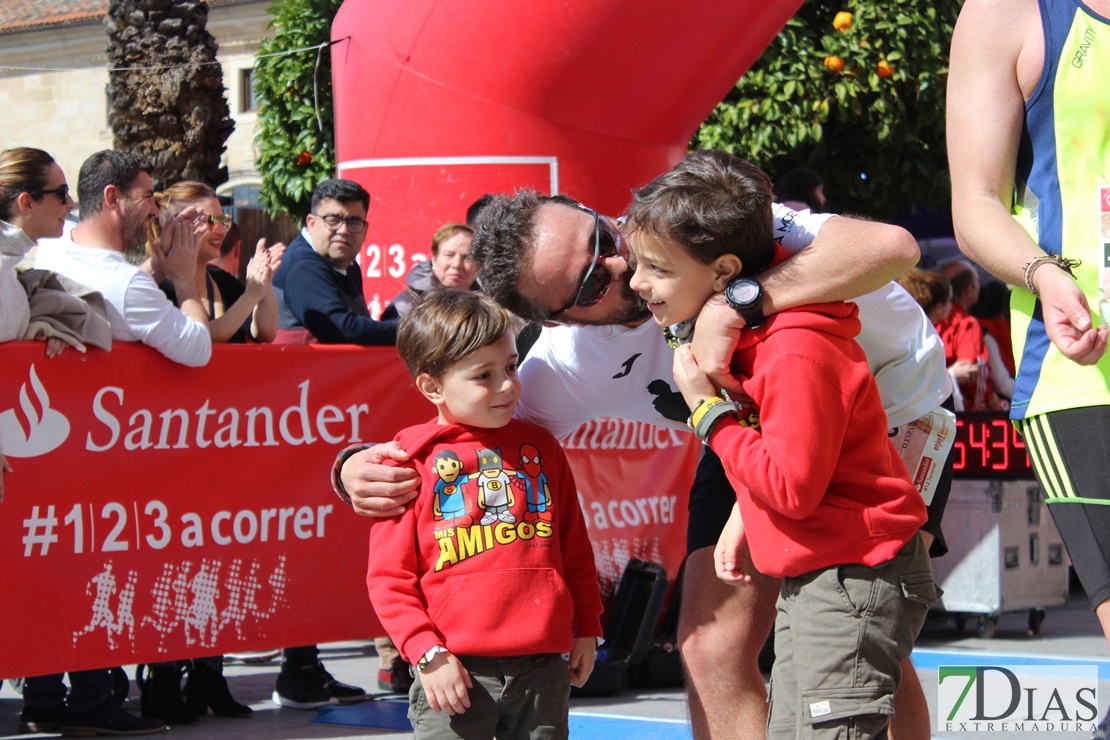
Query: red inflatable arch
331 0 802 314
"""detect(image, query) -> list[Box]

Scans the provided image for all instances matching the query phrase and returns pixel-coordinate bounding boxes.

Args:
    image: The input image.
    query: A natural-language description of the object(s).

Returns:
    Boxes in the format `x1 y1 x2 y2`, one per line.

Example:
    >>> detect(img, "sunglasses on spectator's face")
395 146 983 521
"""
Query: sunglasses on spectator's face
32 184 69 203
550 208 620 318
206 214 233 230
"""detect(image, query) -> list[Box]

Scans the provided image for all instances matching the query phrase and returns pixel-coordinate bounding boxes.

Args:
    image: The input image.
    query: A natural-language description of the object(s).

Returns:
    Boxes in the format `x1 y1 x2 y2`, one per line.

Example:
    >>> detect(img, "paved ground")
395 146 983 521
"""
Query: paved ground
2 587 1105 739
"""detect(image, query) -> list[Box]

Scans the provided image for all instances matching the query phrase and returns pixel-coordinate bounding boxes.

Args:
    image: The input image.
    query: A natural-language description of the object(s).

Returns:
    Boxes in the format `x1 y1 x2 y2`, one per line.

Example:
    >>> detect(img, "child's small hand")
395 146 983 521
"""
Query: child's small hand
715 503 752 585
420 651 472 715
672 344 718 411
568 637 597 688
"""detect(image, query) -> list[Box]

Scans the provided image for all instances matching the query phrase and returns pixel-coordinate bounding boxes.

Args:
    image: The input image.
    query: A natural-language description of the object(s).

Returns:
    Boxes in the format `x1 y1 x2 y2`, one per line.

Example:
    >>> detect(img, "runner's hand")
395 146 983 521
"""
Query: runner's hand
1037 267 1108 365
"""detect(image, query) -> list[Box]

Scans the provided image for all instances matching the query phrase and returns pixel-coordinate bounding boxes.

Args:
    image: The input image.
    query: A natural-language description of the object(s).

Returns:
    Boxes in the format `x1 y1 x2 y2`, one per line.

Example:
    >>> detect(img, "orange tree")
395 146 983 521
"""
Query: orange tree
253 0 342 218
695 0 961 219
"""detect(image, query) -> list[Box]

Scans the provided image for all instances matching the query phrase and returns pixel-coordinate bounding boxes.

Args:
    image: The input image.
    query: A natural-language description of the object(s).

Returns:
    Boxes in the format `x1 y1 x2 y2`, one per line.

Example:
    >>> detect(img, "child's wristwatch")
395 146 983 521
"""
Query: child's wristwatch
418 645 448 672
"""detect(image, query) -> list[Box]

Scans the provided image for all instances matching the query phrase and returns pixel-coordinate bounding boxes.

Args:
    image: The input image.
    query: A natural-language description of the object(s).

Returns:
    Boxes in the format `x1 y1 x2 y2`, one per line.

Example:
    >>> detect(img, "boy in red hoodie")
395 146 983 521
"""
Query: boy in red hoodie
365 289 602 739
624 150 938 740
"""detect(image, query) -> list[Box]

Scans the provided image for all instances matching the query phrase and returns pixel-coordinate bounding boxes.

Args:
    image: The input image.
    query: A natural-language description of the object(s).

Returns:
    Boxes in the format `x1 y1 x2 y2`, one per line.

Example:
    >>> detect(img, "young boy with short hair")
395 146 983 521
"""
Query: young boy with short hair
624 150 938 740
365 289 602 739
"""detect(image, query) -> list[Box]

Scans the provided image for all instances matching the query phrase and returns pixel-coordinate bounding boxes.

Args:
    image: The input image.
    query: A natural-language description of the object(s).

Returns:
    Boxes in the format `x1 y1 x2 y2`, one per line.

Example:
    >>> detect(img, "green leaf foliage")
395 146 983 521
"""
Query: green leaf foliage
253 0 343 218
695 0 961 219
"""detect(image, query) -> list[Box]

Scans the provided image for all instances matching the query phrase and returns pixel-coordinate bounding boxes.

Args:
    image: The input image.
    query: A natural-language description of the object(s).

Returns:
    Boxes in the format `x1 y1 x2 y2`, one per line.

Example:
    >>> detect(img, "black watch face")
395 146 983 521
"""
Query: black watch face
729 280 760 306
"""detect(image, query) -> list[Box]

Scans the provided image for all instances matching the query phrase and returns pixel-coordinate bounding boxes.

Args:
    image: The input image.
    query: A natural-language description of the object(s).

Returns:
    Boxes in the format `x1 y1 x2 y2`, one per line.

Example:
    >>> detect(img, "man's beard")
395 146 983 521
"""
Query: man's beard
571 269 652 327
121 217 152 264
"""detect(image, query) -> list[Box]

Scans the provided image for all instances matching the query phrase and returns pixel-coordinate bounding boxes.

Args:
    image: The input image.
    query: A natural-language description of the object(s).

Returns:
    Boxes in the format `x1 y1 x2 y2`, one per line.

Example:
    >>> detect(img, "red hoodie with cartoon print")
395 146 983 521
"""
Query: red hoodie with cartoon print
709 298 927 579
366 418 603 664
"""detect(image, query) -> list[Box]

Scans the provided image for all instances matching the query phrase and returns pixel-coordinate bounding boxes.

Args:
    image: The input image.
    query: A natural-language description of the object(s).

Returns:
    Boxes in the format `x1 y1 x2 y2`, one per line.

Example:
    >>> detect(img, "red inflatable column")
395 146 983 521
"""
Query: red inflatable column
331 0 801 313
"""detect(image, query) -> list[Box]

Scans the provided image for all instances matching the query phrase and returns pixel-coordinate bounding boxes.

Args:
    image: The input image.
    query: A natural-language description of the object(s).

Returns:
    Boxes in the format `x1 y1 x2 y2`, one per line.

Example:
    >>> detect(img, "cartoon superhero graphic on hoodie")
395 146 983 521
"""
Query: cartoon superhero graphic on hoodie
518 444 553 523
476 447 517 526
432 450 474 528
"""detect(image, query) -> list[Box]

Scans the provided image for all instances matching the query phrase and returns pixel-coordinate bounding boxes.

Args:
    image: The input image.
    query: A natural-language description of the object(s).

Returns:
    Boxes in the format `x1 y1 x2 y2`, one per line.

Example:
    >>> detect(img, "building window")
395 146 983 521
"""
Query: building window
240 68 259 113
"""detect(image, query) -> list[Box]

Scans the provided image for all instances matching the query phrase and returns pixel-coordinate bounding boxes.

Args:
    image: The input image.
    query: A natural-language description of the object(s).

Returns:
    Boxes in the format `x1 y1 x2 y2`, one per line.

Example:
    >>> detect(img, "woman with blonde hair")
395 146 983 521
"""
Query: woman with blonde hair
147 181 283 343
138 181 283 725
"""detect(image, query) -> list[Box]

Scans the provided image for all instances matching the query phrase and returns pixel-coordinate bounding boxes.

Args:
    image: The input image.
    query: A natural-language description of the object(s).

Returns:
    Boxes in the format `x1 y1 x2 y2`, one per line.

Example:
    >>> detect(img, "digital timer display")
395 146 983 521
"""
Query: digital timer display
951 411 1035 480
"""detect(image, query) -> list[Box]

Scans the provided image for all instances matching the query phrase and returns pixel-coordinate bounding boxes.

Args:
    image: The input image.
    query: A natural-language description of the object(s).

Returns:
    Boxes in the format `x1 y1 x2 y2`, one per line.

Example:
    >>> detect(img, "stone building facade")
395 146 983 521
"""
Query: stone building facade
0 0 272 204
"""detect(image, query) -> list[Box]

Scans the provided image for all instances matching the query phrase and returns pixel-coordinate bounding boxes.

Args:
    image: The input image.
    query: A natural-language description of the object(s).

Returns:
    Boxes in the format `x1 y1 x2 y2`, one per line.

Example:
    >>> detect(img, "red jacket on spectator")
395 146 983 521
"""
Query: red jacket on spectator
937 303 1000 410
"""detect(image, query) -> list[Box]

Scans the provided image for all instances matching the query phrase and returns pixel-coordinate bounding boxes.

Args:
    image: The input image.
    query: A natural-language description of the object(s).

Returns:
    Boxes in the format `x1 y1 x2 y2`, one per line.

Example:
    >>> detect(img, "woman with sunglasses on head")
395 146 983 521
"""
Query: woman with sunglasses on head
145 181 284 344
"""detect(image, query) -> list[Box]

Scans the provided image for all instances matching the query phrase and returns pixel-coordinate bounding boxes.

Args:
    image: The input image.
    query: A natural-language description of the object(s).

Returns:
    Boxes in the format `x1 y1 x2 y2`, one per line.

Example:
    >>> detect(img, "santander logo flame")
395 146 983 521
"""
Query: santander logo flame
0 364 70 458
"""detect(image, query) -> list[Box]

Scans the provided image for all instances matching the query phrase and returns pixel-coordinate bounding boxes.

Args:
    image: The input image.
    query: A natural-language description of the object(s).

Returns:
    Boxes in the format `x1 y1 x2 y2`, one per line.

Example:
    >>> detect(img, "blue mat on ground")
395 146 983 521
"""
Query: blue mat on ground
568 712 692 739
309 700 693 738
311 699 412 730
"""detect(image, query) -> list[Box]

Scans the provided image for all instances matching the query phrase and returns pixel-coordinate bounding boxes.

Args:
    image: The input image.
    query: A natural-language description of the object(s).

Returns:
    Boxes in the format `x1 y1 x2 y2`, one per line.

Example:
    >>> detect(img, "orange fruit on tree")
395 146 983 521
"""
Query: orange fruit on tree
833 11 853 31
824 55 846 73
877 60 895 78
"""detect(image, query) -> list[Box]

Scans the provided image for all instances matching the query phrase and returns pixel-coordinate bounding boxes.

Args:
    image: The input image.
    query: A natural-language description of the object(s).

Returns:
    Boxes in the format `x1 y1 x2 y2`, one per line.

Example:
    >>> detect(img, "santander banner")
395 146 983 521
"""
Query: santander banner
0 342 694 678
330 0 802 315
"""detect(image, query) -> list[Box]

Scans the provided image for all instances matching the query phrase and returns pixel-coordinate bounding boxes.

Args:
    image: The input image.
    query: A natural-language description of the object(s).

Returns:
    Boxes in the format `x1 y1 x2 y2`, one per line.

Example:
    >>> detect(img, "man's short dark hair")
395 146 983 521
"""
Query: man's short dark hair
471 190 581 322
311 179 370 213
624 150 775 277
466 193 495 227
77 150 152 219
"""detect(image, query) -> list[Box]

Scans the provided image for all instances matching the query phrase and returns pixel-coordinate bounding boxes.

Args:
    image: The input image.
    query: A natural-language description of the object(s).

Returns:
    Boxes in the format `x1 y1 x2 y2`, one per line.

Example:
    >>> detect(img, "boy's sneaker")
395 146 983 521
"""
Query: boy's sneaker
272 663 367 709
61 702 166 737
19 704 64 734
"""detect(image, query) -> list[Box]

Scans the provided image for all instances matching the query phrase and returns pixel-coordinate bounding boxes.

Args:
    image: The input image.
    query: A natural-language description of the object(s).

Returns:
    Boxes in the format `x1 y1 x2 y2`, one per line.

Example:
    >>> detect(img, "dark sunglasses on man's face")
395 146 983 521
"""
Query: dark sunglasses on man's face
550 208 621 318
31 184 69 204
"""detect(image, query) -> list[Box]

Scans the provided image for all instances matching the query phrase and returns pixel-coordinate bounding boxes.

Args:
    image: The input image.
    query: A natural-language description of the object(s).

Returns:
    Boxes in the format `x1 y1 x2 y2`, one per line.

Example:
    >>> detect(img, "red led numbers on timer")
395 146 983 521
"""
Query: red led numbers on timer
952 413 1034 478
967 419 990 469
990 418 1010 471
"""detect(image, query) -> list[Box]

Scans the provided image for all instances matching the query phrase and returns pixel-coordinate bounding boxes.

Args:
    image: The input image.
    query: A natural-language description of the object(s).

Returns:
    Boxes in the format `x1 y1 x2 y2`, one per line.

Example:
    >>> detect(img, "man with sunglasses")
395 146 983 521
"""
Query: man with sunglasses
35 150 212 368
272 179 398 345
336 186 943 738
